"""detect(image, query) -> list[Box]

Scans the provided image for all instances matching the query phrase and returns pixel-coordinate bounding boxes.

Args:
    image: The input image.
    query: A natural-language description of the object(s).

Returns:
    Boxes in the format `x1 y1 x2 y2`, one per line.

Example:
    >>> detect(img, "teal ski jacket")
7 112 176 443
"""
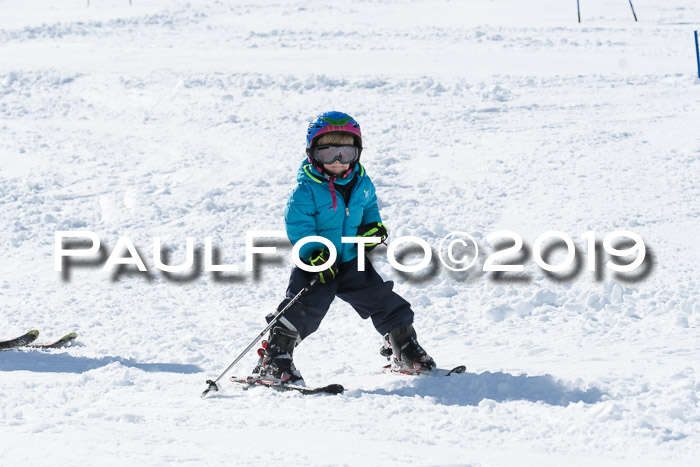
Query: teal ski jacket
285 160 382 264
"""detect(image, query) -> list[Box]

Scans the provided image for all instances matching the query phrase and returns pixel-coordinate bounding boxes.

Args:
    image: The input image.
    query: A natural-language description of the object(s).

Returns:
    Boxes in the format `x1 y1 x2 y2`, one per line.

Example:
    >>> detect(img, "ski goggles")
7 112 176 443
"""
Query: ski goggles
307 145 361 165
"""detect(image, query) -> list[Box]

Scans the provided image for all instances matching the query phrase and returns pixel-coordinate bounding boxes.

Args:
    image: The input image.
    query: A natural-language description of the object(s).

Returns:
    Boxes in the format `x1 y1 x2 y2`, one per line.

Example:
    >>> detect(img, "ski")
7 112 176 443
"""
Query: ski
382 364 466 376
0 330 40 350
230 376 344 395
27 332 78 349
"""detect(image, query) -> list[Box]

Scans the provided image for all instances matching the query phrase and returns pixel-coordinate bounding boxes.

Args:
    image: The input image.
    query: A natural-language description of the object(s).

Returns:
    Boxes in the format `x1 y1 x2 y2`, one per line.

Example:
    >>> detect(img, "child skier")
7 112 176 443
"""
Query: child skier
251 111 435 384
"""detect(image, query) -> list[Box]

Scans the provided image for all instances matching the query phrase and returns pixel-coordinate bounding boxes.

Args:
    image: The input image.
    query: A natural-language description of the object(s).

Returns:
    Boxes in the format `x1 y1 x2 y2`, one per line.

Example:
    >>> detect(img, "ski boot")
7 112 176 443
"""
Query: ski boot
381 324 436 373
251 326 304 384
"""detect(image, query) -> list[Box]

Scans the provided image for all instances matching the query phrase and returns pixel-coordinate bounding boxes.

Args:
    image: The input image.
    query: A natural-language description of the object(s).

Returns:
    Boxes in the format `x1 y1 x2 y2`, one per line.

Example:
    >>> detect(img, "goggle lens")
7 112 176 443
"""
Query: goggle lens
313 145 359 164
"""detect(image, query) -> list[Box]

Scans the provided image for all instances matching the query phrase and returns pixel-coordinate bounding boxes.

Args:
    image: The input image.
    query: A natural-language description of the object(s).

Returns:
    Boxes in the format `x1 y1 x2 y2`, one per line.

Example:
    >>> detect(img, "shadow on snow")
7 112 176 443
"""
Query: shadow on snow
0 350 201 374
349 371 603 406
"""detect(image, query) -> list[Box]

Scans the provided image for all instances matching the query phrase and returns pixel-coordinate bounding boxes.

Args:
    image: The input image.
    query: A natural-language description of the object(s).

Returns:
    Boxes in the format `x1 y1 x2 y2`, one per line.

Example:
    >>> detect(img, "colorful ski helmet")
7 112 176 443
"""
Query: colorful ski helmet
306 111 362 149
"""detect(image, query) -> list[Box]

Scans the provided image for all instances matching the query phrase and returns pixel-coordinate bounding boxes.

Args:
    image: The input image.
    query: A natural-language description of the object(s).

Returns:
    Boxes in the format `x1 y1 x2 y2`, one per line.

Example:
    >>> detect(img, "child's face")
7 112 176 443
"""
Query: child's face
316 133 355 176
323 161 350 176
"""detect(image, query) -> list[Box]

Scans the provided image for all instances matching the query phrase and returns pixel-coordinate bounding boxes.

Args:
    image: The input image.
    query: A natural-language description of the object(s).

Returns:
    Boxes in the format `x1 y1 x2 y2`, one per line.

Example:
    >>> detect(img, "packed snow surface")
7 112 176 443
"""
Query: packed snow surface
1 0 699 465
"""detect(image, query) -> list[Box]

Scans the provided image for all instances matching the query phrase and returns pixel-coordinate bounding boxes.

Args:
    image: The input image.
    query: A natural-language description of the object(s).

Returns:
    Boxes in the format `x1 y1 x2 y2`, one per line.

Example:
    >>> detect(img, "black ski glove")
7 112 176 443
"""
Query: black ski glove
305 248 339 285
356 222 388 252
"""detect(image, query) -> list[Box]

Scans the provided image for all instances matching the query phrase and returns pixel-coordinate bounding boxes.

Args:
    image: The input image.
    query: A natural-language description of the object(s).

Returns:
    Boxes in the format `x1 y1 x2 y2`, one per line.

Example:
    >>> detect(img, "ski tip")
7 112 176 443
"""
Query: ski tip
27 332 79 349
29 330 40 337
322 384 344 394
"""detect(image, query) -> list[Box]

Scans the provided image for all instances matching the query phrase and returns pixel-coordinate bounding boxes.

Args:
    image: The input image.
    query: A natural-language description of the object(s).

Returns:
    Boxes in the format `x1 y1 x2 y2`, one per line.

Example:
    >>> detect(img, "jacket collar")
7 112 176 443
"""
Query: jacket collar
297 160 364 186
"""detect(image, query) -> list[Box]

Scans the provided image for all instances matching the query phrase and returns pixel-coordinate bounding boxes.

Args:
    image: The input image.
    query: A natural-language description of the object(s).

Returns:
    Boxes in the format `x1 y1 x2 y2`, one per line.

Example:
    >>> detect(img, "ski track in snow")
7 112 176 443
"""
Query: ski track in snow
1 0 699 465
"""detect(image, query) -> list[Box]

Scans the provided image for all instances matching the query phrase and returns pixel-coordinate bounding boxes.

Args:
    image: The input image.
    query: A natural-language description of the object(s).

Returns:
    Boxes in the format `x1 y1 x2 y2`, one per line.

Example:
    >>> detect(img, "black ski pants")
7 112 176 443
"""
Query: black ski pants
267 256 414 340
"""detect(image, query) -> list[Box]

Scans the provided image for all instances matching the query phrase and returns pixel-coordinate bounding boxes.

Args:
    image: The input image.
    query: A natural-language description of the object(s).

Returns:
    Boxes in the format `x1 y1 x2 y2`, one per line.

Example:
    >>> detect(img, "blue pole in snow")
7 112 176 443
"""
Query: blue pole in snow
628 0 638 22
695 31 700 79
577 0 581 23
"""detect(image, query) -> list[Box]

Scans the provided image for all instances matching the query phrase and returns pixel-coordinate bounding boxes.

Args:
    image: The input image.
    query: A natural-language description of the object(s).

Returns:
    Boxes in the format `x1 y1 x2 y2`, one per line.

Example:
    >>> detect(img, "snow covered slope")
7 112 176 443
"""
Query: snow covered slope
1 0 698 465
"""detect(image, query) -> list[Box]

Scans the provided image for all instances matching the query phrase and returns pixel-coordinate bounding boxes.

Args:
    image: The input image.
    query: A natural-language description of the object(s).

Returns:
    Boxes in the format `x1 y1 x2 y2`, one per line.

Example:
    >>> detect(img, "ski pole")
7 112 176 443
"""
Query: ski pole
201 278 317 398
577 0 581 23
628 0 638 22
695 31 700 80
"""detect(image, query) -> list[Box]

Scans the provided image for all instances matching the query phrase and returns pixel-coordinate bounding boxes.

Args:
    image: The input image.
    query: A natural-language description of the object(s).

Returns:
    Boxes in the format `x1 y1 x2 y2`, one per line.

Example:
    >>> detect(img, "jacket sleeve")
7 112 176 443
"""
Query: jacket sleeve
285 182 325 261
361 176 382 226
